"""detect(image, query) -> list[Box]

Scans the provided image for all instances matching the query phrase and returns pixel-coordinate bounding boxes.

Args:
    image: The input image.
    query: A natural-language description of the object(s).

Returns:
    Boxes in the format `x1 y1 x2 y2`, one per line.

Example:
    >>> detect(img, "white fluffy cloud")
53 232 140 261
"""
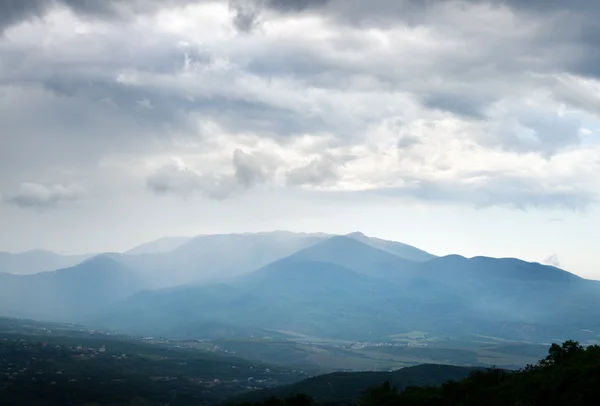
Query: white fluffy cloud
0 2 599 219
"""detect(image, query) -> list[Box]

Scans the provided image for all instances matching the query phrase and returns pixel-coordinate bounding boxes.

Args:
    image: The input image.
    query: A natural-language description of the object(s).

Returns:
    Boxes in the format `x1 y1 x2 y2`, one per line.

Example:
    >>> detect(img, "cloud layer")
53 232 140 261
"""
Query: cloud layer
1 0 599 212
5 183 83 209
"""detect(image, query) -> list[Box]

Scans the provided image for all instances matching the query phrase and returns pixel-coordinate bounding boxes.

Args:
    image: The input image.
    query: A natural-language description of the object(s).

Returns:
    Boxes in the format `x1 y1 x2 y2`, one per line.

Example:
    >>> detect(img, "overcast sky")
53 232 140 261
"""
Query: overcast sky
1 0 599 278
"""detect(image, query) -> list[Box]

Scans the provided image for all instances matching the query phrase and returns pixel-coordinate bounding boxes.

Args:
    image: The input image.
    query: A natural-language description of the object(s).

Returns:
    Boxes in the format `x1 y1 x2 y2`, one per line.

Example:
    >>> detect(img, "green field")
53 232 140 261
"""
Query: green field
210 332 551 374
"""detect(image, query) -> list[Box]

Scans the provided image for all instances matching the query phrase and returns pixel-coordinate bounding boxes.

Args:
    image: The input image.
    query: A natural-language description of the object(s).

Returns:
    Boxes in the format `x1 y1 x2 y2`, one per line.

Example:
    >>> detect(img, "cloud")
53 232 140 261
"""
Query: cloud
0 0 197 31
1 0 600 214
372 172 596 211
397 135 421 150
0 0 47 32
233 148 272 187
146 163 237 200
147 149 275 199
229 0 262 33
543 253 561 268
286 155 340 186
4 183 84 209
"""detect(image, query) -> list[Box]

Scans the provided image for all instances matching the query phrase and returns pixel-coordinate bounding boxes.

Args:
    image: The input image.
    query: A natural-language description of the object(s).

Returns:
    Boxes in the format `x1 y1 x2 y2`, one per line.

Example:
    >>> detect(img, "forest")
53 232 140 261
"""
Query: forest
236 340 600 406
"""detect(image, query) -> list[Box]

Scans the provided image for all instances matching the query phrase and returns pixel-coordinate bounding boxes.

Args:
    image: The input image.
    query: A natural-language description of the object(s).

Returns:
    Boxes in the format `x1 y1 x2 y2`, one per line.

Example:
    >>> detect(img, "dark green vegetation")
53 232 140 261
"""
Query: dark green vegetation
233 340 600 406
228 364 477 405
2 319 598 406
0 318 306 406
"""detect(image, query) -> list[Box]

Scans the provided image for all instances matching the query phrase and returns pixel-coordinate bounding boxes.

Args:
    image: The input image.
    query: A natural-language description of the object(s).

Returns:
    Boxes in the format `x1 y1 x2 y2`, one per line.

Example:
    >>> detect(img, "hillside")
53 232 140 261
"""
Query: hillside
119 231 332 288
345 232 436 262
0 318 306 406
3 232 600 346
231 340 600 406
100 235 600 344
0 256 145 321
125 236 192 254
289 235 417 278
0 249 92 275
228 364 477 404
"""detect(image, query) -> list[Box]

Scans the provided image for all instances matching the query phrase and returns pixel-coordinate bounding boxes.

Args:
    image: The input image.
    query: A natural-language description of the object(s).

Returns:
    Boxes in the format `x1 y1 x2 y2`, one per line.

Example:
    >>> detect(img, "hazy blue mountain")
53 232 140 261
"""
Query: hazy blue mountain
99 258 398 339
346 232 436 262
4 233 599 344
119 231 332 287
0 249 92 275
289 235 417 277
125 236 192 254
100 236 600 343
0 255 145 322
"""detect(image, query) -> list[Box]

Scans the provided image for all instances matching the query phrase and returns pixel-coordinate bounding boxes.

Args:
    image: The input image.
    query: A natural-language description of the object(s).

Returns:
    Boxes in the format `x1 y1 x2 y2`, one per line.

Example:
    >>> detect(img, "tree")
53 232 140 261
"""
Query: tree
358 381 399 406
540 340 584 367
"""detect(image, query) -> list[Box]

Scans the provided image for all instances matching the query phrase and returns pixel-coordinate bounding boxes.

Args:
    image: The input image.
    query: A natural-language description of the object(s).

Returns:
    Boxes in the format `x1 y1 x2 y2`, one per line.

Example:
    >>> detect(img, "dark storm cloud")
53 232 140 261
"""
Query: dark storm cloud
38 74 330 137
244 0 600 81
0 0 196 31
229 0 328 33
0 0 47 31
0 0 326 33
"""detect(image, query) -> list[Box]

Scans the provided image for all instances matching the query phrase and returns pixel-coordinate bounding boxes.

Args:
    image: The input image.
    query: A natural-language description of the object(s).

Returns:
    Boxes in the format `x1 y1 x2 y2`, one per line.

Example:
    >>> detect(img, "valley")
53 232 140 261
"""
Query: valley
1 231 599 405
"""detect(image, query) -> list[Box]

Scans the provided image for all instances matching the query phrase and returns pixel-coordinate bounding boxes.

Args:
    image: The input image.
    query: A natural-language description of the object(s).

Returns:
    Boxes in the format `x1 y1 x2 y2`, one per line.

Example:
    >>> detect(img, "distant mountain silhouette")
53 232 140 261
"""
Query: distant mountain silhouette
119 231 333 287
289 235 416 277
0 249 92 275
346 232 436 262
125 236 192 254
3 232 599 344
0 255 144 321
97 235 600 343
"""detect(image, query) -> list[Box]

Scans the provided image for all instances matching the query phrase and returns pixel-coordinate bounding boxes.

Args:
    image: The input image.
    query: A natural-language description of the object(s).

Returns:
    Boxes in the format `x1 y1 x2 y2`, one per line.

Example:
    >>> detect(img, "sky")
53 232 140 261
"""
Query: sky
1 0 599 278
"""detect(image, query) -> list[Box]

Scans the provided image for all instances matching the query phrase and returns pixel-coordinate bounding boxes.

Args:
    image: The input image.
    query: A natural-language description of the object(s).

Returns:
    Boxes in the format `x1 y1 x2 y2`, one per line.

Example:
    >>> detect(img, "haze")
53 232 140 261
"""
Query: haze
1 0 599 279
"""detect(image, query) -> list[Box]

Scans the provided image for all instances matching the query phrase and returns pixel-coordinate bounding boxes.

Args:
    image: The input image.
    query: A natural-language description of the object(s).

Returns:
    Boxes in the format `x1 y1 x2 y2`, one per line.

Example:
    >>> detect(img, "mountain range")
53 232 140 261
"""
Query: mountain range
0 231 599 344
0 249 93 275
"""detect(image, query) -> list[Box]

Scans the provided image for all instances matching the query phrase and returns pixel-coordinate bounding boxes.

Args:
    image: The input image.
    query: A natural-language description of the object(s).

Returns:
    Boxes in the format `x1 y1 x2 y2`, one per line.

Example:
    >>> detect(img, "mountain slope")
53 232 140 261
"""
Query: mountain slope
0 255 145 321
120 231 332 287
125 236 192 254
0 249 92 275
289 235 417 277
346 232 436 262
101 257 405 340
100 235 600 343
228 364 478 404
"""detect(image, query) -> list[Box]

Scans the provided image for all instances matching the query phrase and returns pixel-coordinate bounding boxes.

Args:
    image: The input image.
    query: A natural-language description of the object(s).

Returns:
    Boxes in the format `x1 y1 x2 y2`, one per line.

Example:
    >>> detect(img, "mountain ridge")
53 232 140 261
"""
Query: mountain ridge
94 235 600 343
0 249 93 275
1 232 597 345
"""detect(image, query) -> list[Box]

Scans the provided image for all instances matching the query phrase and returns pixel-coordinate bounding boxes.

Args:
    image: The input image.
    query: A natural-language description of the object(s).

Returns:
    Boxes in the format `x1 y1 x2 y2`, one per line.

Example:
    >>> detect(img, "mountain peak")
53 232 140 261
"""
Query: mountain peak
345 231 367 238
345 233 435 262
79 253 123 269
